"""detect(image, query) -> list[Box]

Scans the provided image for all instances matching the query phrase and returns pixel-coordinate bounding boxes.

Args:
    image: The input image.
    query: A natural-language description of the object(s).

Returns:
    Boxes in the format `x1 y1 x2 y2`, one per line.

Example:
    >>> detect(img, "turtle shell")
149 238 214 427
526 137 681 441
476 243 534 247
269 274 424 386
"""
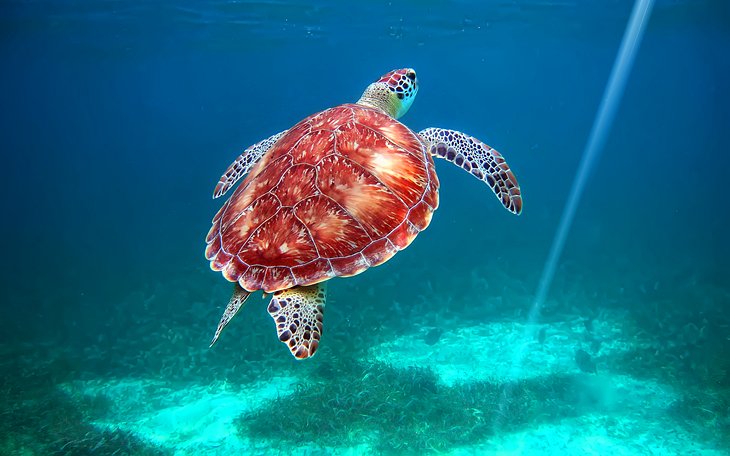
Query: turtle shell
206 104 439 293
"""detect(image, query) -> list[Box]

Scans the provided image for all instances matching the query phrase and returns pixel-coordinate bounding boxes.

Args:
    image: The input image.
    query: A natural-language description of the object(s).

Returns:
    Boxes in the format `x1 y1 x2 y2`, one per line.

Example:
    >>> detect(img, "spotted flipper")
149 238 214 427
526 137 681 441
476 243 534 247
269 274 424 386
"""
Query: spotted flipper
210 283 251 347
212 130 287 199
267 283 326 360
419 128 522 215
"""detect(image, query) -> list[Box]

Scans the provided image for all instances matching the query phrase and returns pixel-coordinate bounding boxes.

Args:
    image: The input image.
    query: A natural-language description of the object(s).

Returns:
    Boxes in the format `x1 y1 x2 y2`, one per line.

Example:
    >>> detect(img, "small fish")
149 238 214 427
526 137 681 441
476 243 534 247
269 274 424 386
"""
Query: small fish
583 318 594 333
575 349 597 374
424 328 442 346
590 338 602 353
537 326 547 344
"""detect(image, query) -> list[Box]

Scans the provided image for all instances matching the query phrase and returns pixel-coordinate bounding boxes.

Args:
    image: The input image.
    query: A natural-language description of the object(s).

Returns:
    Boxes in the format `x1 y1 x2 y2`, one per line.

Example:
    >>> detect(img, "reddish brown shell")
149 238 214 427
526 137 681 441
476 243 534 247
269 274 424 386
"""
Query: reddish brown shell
206 104 439 293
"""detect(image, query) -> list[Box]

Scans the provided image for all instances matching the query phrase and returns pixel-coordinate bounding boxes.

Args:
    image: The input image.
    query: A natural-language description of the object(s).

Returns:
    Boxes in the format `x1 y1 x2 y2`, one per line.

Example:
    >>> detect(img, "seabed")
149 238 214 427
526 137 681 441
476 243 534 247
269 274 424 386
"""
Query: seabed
2 266 728 455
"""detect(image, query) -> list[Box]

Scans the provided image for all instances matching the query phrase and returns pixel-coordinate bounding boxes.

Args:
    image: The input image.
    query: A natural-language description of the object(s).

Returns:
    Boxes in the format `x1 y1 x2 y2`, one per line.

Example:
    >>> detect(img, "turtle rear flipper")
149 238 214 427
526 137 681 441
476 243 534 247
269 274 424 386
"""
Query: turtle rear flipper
267 283 326 359
210 283 251 347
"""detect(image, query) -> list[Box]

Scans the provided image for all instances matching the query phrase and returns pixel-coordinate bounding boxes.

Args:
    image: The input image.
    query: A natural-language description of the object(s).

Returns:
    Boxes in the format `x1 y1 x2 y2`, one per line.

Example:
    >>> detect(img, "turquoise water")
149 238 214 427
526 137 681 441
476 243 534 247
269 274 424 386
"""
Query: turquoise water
1 1 728 454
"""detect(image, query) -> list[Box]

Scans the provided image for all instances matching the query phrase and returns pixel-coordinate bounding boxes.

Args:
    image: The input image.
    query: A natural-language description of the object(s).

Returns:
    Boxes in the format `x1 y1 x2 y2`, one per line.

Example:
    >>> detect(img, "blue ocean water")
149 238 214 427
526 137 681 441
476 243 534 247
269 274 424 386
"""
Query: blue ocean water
1 1 728 454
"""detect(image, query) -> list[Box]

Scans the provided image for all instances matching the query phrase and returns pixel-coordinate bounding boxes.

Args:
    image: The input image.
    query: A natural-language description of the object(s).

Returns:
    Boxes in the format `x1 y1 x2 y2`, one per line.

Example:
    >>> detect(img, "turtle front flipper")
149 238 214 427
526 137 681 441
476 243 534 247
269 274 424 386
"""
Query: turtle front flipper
267 283 326 360
419 128 522 215
210 283 252 347
213 130 287 199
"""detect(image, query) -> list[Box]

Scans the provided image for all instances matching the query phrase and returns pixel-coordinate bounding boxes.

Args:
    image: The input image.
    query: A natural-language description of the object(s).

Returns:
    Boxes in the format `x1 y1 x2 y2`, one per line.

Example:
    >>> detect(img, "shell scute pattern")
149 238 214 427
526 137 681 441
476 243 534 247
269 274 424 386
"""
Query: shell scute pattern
316 154 407 237
337 122 428 207
353 108 424 157
238 209 316 267
274 164 319 206
290 129 335 164
206 104 438 293
293 195 372 258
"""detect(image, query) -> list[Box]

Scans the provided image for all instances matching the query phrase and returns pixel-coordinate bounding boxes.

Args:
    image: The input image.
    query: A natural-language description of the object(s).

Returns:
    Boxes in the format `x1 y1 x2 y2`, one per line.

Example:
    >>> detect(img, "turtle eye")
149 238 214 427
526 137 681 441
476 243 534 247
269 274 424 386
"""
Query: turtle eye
406 70 416 81
397 92 404 100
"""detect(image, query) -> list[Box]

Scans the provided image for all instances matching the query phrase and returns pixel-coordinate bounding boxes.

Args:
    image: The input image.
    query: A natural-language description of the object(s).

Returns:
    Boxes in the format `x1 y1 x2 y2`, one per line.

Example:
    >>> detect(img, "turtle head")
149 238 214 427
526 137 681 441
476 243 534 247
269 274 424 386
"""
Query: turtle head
357 68 418 119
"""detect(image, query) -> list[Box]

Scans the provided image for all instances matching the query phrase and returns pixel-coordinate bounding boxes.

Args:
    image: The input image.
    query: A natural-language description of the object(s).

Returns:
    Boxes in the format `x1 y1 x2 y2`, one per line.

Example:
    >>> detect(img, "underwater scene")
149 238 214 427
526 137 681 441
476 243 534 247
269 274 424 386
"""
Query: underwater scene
1 0 729 454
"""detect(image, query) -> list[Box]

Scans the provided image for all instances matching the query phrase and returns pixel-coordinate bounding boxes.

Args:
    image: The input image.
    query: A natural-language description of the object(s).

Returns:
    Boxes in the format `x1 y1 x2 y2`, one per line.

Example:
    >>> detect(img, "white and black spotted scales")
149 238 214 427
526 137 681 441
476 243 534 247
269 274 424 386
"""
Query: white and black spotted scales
419 128 522 215
267 283 326 359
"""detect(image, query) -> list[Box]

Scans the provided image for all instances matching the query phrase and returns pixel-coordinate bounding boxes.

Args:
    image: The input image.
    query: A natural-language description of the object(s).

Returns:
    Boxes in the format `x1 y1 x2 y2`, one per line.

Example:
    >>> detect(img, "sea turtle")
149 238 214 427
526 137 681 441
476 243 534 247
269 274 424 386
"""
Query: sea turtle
205 68 522 359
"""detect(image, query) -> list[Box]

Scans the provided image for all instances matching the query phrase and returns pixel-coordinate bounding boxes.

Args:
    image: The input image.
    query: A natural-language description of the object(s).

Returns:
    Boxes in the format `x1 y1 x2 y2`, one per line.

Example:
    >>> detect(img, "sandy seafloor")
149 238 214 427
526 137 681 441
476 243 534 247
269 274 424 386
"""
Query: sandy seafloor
3 227 729 454
6 253 728 455
47 304 727 455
